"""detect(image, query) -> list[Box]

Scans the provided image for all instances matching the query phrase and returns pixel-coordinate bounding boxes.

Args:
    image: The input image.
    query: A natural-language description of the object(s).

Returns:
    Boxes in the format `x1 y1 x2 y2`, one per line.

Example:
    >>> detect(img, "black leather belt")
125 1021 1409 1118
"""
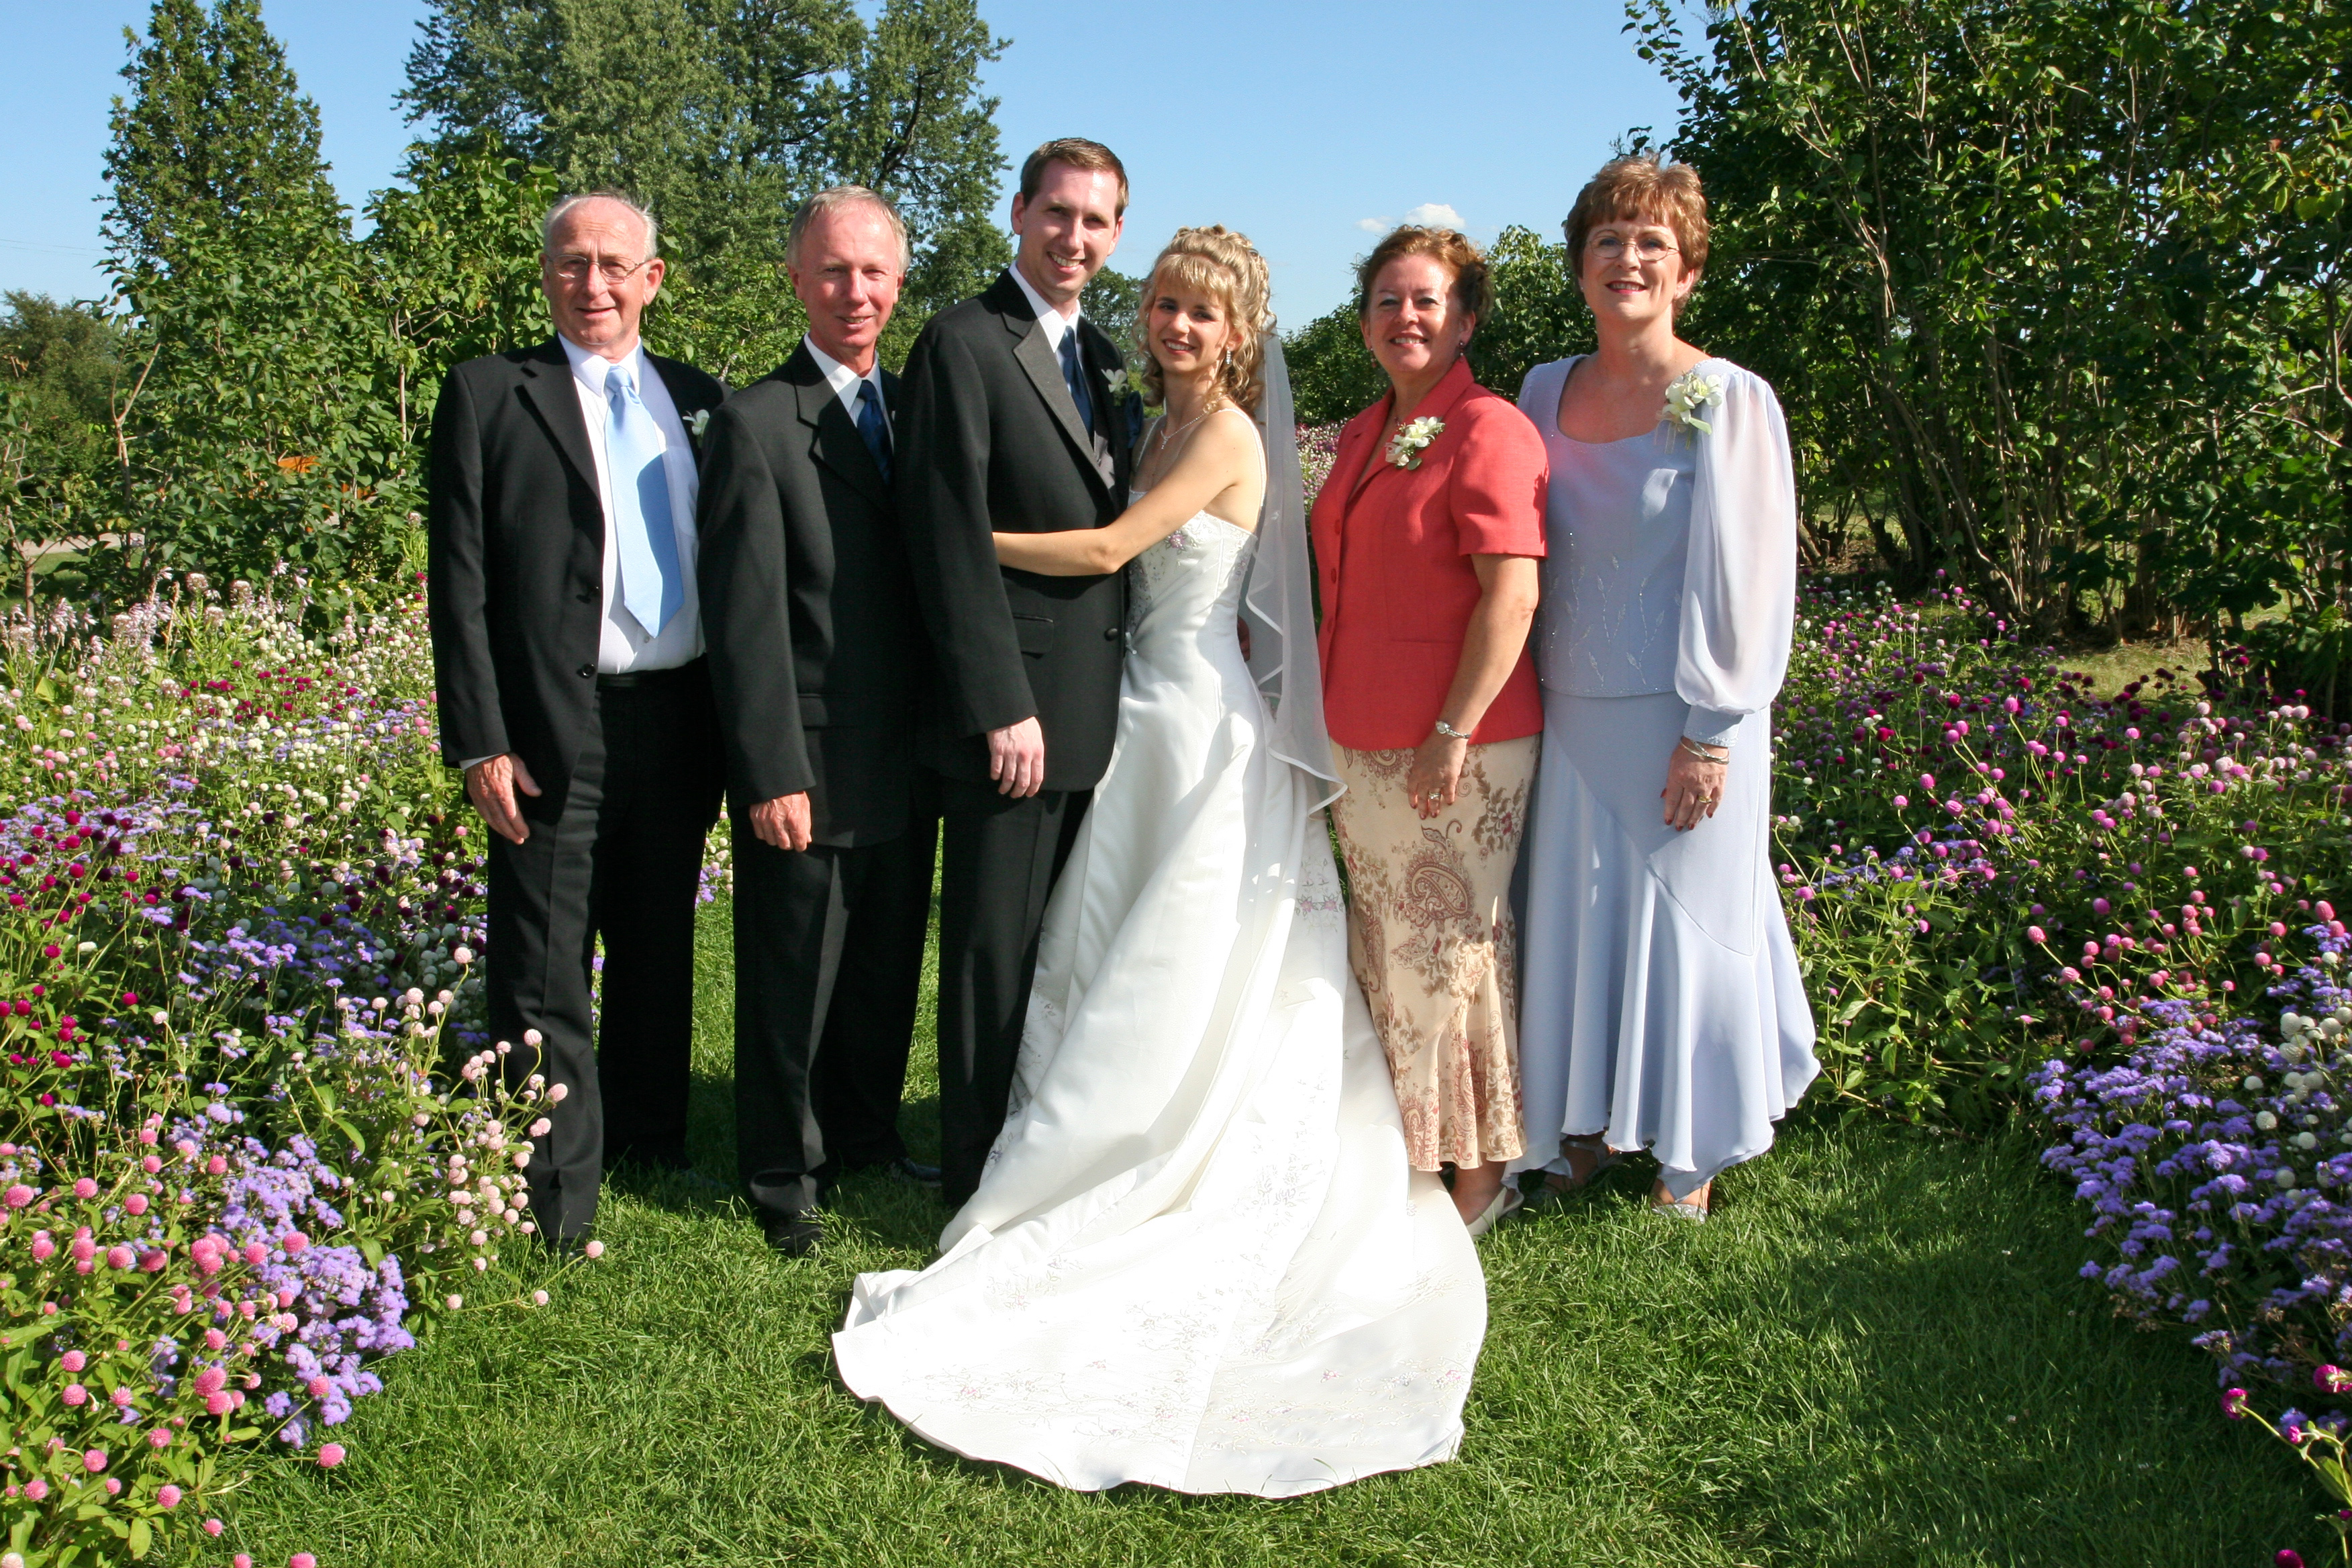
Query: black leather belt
596 656 705 692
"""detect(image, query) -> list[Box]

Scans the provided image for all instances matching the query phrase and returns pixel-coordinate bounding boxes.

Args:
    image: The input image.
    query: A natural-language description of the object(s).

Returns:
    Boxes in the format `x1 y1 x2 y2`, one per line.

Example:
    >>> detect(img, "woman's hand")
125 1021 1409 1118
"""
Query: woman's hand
1408 730 1470 819
1660 742 1726 832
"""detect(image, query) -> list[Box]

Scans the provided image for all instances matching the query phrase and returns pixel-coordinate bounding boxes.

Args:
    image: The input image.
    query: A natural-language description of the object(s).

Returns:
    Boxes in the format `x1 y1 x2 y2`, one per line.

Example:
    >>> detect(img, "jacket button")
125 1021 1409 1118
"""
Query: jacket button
1102 626 1120 640
576 663 595 679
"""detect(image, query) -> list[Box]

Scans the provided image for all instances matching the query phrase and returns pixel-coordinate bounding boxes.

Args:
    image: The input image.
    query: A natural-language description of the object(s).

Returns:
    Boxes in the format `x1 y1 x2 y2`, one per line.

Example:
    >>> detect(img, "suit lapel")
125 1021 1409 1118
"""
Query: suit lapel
1011 313 1108 490
789 346 890 507
516 340 599 495
648 353 716 459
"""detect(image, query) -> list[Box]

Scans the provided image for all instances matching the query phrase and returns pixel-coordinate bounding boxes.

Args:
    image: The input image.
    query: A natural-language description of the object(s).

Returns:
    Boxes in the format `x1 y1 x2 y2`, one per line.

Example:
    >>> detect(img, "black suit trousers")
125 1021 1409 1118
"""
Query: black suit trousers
487 666 723 1239
732 808 934 1219
925 771 1092 1206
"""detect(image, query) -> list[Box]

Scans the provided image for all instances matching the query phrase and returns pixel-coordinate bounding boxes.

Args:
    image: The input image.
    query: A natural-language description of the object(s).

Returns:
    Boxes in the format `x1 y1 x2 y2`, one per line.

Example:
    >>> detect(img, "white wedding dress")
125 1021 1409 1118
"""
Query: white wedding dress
833 463 1487 1495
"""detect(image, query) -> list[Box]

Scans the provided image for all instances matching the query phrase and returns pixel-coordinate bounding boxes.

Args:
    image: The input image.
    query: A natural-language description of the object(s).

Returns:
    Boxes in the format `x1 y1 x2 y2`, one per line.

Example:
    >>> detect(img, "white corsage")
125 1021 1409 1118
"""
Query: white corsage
1103 366 1132 399
689 407 712 439
1385 415 1444 470
1663 369 1725 434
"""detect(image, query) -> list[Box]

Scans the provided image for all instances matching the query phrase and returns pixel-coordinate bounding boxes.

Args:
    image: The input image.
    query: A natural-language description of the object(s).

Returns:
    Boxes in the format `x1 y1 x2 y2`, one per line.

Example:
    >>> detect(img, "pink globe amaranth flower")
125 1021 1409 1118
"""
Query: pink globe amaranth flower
192 1367 227 1397
155 1483 181 1509
124 1193 147 1216
23 1478 46 1502
81 1449 105 1473
70 1178 96 1200
2278 1552 2306 1568
146 1428 170 1449
3 1184 32 1208
307 1375 332 1400
290 1553 317 1568
102 1477 120 1497
204 1391 233 1416
60 1349 85 1373
105 1245 133 1270
29 1236 52 1261
317 1442 345 1468
242 1240 266 1267
203 1518 224 1537
281 1231 308 1255
234 1557 252 1568
2224 1387 2251 1418
2316 1365 2352 1394
2028 926 2047 944
60 1383 87 1406
583 1239 605 1259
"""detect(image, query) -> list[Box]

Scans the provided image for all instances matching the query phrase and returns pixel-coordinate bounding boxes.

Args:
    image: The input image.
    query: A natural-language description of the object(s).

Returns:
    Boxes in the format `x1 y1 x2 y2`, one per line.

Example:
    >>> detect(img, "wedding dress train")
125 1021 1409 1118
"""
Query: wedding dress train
833 497 1485 1496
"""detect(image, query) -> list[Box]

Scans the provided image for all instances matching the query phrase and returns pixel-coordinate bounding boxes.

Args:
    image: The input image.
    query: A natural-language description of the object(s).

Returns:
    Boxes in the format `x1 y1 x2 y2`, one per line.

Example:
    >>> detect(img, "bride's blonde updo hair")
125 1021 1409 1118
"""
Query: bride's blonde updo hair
1132 226 1274 413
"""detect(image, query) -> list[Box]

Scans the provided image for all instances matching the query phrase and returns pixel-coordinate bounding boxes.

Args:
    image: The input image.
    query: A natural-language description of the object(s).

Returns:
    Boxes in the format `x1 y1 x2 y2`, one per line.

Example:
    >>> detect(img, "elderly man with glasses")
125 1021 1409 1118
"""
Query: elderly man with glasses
427 190 729 1249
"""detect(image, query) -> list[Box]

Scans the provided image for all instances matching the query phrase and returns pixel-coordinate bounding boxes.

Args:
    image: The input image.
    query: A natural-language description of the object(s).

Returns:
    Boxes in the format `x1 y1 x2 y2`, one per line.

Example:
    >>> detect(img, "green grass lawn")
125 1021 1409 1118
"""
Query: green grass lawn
225 900 2322 1566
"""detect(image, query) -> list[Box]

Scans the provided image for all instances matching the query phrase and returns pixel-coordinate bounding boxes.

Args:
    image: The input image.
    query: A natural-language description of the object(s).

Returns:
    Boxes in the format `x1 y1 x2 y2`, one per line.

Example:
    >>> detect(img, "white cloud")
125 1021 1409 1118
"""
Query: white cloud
1402 202 1463 229
1355 216 1392 233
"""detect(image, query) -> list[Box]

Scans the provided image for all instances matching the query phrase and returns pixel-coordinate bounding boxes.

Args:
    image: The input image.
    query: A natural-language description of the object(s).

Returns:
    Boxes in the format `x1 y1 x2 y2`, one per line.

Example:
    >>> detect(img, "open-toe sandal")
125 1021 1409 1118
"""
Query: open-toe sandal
1464 1183 1524 1238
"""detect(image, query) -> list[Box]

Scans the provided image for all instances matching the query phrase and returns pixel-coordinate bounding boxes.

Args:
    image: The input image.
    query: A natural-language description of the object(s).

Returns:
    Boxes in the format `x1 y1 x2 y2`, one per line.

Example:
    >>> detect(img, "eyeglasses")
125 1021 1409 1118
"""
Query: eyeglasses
549 255 654 286
1586 234 1680 264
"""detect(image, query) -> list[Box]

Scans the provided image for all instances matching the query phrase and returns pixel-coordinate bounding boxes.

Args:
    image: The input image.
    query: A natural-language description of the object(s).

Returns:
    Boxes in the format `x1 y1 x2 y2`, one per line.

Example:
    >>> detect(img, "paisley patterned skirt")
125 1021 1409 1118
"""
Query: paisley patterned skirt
1330 736 1537 1171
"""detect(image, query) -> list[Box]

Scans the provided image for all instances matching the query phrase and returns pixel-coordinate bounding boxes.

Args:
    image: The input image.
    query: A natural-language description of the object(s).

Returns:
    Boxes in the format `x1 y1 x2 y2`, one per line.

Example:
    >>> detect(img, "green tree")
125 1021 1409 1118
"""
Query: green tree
1631 0 2351 640
95 0 406 597
101 0 344 274
401 0 1012 357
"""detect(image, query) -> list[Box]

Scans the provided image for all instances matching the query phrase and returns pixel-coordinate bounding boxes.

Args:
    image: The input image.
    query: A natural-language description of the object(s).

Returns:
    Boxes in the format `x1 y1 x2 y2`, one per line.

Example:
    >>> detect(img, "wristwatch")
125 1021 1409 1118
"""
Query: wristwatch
1434 720 1472 742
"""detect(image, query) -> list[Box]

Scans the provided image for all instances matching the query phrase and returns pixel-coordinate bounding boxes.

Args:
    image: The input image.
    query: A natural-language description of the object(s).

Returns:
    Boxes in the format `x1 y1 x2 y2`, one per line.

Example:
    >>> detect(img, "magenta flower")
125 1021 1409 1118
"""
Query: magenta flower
156 1483 181 1508
317 1442 345 1468
81 1449 106 1473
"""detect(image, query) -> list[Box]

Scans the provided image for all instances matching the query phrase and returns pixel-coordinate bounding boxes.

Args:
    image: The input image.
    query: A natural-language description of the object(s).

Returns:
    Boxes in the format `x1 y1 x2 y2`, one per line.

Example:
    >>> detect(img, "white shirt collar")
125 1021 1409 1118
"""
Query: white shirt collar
1008 264 1080 350
559 332 648 396
803 336 882 401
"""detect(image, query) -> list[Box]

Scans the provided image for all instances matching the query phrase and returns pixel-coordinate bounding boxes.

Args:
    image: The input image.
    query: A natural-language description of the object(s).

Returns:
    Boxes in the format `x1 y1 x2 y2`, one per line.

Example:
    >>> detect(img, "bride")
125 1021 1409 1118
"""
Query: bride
832 228 1486 1495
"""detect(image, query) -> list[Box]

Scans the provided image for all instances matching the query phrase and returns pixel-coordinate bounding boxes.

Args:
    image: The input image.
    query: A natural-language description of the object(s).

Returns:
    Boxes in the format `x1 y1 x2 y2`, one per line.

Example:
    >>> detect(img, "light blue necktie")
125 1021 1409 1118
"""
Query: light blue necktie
605 360 681 637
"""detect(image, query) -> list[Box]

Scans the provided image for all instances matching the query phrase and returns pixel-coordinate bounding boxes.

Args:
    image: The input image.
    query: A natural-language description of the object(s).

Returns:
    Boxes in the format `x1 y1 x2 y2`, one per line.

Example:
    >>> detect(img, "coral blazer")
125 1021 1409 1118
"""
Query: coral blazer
1311 357 1549 752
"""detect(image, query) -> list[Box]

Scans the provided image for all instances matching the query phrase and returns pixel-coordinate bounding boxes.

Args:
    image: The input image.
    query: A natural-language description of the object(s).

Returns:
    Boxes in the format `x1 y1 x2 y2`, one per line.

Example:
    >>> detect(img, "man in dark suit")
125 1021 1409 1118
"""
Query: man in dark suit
695 187 937 1257
897 138 1138 1207
427 191 728 1245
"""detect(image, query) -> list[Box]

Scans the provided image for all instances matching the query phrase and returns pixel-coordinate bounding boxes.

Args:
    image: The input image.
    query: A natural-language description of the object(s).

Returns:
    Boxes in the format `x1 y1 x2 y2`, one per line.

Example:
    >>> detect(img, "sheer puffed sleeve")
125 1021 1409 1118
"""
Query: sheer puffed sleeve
1675 365 1797 745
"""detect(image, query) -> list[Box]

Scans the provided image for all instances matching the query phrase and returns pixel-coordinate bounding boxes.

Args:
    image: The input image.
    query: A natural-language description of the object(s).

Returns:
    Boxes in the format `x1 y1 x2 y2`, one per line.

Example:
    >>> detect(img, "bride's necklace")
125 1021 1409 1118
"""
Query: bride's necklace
1142 395 1226 487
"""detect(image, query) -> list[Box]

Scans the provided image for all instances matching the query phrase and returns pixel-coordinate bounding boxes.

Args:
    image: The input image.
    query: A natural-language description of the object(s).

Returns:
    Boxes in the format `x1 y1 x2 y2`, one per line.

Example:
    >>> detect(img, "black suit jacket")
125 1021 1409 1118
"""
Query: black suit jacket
695 344 921 847
896 270 1135 793
426 338 728 811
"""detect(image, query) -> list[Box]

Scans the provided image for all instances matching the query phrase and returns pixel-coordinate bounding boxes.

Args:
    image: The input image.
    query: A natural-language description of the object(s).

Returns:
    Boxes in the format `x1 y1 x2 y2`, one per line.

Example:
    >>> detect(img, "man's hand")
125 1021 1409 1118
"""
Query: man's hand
465 753 542 844
987 717 1046 798
749 792 814 852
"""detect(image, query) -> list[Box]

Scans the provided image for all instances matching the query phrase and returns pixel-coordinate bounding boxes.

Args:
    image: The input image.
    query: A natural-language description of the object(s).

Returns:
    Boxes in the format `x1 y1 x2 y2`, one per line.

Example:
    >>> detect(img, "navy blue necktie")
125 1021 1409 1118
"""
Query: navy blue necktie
1058 327 1095 438
855 379 891 481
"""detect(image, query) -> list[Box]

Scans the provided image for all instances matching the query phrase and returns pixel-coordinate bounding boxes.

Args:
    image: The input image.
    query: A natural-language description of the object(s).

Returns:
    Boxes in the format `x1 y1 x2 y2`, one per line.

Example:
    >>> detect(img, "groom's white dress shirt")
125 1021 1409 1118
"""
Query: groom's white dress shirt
803 335 889 425
1009 265 1082 349
556 332 703 675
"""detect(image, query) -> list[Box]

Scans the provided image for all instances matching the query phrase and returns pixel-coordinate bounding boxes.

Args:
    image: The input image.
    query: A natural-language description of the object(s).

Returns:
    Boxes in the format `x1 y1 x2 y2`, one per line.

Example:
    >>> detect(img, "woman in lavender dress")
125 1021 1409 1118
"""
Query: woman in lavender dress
1510 155 1817 1220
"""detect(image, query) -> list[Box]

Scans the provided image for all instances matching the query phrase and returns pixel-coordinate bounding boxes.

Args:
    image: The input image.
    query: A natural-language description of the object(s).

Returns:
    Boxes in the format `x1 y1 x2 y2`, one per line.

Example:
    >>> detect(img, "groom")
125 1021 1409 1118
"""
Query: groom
897 137 1135 1207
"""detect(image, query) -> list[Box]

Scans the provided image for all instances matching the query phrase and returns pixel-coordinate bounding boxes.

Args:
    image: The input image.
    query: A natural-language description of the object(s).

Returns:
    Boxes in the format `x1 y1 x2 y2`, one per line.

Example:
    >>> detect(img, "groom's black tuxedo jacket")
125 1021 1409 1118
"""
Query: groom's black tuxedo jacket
897 270 1134 793
695 343 921 847
426 338 726 811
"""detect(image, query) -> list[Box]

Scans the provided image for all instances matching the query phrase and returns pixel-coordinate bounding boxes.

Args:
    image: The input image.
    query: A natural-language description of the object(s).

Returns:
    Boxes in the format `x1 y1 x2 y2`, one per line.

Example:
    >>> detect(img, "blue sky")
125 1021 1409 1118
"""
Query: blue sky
0 0 1683 326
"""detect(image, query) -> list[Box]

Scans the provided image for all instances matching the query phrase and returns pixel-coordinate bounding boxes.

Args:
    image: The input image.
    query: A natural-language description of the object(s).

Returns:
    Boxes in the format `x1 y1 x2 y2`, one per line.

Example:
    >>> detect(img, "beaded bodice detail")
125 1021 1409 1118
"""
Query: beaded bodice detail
1126 499 1257 651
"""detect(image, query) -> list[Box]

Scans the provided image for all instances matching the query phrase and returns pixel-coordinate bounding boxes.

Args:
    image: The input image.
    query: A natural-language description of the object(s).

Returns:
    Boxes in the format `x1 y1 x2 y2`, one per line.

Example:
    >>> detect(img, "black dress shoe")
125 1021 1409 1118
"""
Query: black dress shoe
891 1156 942 1188
762 1211 822 1258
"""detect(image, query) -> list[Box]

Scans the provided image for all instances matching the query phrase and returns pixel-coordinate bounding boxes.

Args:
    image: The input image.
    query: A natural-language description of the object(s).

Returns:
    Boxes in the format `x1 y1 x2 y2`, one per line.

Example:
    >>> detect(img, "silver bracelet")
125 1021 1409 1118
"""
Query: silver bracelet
1434 720 1473 742
1677 736 1729 763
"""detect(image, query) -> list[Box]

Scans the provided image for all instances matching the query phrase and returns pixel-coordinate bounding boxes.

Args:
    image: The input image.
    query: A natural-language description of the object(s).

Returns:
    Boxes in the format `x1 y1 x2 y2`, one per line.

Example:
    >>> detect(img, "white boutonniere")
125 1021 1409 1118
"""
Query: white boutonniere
1103 366 1132 399
1385 415 1444 470
1663 369 1726 434
689 407 712 440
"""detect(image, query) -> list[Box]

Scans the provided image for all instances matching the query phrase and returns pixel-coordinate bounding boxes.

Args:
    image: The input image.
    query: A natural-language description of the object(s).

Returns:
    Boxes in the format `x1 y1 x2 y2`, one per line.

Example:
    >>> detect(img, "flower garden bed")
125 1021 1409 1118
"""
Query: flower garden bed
0 579 569 1567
